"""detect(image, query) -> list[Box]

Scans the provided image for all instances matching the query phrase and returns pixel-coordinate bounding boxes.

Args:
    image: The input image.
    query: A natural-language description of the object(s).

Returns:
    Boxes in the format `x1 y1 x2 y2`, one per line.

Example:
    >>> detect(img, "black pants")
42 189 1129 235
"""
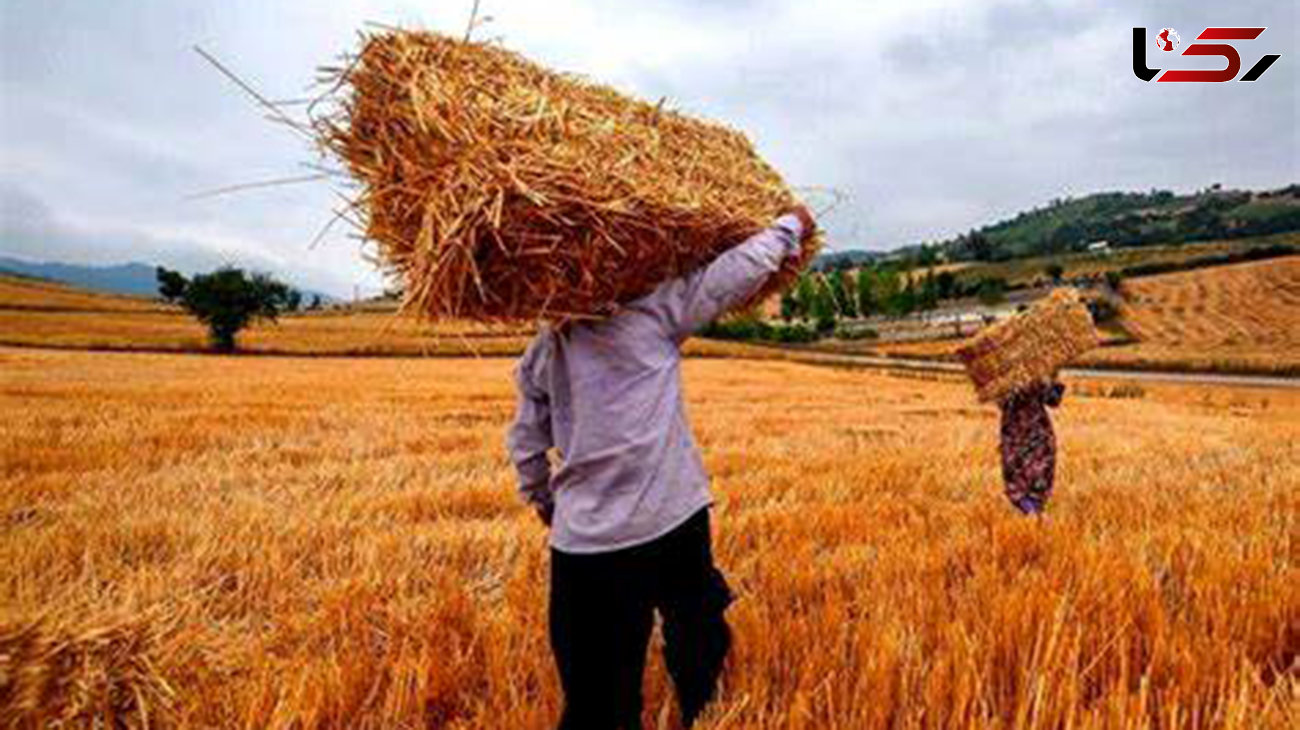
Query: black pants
550 508 733 730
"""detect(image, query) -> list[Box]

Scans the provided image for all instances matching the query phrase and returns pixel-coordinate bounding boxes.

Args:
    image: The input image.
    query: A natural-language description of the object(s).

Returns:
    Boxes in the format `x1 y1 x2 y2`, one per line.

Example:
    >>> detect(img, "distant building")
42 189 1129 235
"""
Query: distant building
1086 240 1111 254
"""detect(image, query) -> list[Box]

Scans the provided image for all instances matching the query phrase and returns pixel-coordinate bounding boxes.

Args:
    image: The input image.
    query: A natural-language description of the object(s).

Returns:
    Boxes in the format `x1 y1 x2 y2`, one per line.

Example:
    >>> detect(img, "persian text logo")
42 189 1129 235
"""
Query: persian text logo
1133 27 1281 82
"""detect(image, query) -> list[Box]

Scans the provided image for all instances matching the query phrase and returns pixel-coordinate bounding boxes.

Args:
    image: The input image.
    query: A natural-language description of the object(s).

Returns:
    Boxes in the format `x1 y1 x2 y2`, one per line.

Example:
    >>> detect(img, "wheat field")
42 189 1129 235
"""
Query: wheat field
2 345 1296 729
1092 257 1300 374
873 257 1300 376
0 275 774 361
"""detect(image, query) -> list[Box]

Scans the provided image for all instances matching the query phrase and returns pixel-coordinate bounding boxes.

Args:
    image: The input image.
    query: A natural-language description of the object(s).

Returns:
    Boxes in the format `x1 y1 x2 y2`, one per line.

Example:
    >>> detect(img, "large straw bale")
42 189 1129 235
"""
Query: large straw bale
956 289 1100 403
318 31 819 322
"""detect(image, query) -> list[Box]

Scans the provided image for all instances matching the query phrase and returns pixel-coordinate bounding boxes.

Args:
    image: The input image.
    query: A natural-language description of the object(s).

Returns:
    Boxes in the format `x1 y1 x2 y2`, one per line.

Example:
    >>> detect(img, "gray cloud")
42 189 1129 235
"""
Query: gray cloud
1 0 1295 293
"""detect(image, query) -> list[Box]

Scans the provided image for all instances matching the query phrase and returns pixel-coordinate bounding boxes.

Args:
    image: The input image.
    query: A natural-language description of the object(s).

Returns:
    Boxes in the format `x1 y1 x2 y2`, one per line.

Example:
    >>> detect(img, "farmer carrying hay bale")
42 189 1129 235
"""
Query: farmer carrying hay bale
956 289 1100 515
319 30 821 728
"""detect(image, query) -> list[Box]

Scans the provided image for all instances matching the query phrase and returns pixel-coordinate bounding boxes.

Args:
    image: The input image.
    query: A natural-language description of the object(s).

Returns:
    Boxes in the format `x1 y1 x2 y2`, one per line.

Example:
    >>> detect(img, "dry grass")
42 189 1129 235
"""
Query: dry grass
320 31 815 321
0 308 532 356
1090 256 1300 374
2 346 1295 728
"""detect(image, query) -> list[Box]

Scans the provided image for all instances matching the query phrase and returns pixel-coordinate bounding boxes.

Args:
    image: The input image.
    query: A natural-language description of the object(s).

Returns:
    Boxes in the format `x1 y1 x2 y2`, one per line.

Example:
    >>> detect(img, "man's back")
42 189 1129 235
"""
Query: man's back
507 214 807 553
516 309 708 552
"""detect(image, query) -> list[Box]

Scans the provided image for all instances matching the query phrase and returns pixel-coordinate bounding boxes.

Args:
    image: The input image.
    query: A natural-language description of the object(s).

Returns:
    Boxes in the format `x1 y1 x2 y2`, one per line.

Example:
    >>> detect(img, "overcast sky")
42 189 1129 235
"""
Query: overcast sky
1 0 1295 297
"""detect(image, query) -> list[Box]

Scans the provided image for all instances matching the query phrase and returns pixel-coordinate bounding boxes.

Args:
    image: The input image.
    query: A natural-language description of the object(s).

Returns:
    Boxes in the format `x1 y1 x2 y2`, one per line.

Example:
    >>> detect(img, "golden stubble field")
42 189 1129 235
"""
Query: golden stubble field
1 346 1296 728
873 256 1300 376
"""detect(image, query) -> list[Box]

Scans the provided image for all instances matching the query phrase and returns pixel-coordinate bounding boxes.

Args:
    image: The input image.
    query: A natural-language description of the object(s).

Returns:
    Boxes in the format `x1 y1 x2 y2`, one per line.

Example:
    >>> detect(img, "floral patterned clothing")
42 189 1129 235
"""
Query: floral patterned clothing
998 381 1065 514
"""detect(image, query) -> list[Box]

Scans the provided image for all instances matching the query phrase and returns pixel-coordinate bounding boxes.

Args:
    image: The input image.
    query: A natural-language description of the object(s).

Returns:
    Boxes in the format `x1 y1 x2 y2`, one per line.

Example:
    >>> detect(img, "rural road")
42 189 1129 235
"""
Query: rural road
766 349 1300 390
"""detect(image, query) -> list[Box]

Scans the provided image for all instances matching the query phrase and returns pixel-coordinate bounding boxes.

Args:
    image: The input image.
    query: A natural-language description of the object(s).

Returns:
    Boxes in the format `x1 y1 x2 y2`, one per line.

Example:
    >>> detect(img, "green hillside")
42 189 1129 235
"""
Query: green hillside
942 184 1300 262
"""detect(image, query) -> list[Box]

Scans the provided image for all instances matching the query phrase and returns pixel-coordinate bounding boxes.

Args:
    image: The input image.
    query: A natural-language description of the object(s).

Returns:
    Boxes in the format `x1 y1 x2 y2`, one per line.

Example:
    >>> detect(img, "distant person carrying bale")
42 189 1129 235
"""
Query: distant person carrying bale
316 29 821 730
957 290 1100 515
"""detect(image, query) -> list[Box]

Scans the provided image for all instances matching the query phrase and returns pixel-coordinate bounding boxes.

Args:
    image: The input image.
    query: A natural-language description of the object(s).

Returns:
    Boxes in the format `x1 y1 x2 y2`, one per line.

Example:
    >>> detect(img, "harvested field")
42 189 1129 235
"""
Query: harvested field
1098 256 1300 372
870 258 1300 376
2 347 1296 728
0 276 766 359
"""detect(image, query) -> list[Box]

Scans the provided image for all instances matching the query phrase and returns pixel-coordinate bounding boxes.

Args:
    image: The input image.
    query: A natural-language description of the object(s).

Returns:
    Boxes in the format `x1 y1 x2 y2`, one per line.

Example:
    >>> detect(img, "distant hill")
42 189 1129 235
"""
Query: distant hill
0 256 334 304
817 184 1300 270
811 249 881 272
942 184 1300 262
0 258 161 297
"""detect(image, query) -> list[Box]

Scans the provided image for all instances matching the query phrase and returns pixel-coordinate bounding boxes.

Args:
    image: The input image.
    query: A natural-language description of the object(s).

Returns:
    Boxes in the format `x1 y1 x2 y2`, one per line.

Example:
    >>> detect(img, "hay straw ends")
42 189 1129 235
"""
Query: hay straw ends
956 289 1101 403
314 31 819 322
0 614 177 726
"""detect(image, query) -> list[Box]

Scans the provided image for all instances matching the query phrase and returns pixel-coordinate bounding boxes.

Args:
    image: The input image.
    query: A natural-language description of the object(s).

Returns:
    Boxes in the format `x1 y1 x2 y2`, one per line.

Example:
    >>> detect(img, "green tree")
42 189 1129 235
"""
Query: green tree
286 289 303 312
936 271 957 301
875 269 902 317
779 287 798 322
155 266 188 303
856 268 877 317
794 272 817 320
918 269 940 311
976 277 1006 306
810 276 838 334
916 245 939 267
829 270 857 318
965 230 995 262
892 277 918 316
179 267 293 352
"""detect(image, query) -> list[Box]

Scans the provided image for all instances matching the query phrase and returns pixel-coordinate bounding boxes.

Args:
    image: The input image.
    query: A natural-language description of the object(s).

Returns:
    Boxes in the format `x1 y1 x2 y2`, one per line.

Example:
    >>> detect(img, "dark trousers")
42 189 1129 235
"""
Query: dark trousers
549 508 733 730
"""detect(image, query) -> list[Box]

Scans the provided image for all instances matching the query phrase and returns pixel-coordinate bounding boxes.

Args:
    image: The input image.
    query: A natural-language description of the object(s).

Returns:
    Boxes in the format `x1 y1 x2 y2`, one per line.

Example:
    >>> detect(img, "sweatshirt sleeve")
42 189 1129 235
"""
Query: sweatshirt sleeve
505 336 554 510
637 214 804 341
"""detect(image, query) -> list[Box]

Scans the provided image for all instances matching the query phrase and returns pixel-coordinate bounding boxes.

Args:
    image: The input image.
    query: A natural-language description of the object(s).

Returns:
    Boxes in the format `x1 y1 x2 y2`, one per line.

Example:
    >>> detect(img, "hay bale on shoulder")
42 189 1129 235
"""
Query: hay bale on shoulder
318 31 819 322
956 289 1100 403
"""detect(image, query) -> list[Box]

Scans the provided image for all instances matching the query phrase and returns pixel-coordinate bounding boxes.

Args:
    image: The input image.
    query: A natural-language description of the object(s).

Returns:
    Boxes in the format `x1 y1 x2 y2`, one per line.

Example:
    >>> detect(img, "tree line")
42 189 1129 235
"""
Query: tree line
779 265 1009 333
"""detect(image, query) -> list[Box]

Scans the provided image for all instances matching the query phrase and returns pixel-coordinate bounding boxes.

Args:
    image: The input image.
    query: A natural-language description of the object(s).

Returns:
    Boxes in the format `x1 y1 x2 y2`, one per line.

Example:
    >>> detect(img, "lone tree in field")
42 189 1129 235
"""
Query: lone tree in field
156 266 188 303
158 267 294 352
